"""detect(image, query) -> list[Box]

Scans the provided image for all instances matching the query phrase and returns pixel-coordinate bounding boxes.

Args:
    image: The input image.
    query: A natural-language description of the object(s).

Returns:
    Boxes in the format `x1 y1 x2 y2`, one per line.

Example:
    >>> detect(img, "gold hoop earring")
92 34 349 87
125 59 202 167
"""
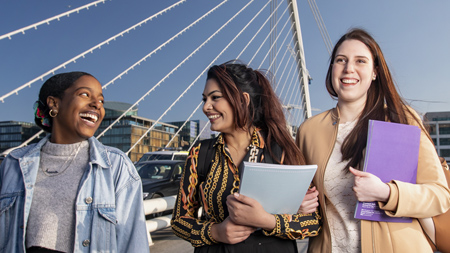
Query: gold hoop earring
49 109 58 118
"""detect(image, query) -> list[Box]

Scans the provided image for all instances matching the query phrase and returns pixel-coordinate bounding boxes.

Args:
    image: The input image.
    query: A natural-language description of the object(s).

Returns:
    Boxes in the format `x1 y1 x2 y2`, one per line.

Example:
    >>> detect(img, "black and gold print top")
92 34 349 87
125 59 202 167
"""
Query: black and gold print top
170 129 321 247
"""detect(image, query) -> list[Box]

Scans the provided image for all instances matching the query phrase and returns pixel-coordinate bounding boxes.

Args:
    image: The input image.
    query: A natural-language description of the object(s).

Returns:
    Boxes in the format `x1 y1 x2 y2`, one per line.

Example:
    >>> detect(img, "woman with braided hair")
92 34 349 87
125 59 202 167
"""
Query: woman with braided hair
0 72 149 252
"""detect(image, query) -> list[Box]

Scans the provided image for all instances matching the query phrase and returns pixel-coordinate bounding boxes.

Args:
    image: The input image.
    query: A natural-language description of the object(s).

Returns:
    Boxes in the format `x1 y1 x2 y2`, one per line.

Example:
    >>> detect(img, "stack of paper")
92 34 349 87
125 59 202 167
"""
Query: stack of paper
239 162 317 214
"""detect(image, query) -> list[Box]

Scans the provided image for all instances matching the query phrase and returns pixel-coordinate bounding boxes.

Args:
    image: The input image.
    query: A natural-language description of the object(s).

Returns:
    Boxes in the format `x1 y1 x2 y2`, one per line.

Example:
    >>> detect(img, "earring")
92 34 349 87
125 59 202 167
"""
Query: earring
372 75 376 81
49 109 58 118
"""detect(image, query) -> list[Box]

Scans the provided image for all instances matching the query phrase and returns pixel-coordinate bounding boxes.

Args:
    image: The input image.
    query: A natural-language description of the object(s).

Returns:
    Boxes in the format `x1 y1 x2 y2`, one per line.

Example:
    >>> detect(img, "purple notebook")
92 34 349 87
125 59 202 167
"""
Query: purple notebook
354 120 421 222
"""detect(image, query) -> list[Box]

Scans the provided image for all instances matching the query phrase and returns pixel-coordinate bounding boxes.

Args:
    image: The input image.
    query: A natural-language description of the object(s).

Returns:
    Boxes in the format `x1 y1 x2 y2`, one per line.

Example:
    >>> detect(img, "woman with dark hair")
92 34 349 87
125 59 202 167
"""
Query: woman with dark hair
0 72 149 252
171 61 320 252
296 28 450 252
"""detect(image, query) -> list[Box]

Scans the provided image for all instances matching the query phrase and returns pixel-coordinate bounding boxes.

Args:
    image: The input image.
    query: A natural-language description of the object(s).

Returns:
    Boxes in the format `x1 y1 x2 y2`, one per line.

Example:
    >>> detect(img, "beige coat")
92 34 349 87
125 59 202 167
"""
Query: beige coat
296 108 450 253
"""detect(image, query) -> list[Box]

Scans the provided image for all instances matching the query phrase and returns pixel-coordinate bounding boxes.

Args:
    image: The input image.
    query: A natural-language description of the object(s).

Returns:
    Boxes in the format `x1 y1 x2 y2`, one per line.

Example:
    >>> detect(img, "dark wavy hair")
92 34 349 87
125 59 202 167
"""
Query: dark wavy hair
207 61 305 165
35 71 94 132
326 28 421 170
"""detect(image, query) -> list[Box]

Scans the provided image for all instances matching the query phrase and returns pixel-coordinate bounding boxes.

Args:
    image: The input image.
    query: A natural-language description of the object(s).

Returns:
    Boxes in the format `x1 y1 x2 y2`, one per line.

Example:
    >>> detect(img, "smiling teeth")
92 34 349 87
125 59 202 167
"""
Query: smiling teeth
342 79 357 84
208 115 220 119
80 113 98 122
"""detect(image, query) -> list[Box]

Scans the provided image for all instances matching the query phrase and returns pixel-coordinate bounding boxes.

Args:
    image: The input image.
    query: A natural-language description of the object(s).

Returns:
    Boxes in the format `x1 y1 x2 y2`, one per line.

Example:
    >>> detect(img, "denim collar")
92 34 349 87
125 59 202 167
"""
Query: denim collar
10 135 111 169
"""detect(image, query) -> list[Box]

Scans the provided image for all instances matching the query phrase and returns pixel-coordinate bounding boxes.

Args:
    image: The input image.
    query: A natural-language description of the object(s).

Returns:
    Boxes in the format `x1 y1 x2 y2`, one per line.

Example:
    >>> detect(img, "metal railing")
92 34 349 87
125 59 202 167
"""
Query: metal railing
144 195 176 246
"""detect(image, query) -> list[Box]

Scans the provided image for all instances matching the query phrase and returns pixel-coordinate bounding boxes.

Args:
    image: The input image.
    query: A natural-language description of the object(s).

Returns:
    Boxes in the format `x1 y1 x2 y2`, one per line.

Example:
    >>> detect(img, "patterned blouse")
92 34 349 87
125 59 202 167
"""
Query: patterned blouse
171 129 321 247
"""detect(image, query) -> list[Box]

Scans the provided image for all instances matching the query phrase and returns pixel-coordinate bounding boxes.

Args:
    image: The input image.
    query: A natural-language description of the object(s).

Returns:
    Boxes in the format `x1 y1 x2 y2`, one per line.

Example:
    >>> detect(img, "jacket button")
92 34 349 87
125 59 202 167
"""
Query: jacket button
85 197 93 204
82 239 90 247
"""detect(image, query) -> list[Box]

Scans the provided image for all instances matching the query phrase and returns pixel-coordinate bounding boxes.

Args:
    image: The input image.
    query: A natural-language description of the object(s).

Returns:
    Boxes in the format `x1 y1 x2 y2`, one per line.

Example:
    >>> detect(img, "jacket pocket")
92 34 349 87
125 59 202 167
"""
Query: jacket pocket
98 208 118 225
0 194 18 251
91 207 117 251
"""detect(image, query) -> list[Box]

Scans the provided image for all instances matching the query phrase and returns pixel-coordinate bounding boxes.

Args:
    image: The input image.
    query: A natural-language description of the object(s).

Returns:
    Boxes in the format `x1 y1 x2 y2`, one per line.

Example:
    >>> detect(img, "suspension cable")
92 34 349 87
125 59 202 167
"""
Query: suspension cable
0 0 187 103
102 0 229 90
266 22 294 78
125 0 258 155
164 101 203 148
272 35 295 90
235 0 280 60
248 2 290 65
306 0 333 55
283 63 299 106
162 0 270 148
0 0 110 41
188 121 211 151
257 11 293 70
98 0 255 141
274 45 294 92
279 56 297 102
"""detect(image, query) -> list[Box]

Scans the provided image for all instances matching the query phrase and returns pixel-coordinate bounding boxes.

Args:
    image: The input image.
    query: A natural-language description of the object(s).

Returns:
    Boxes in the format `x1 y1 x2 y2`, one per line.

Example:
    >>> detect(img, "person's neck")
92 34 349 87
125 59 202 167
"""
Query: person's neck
337 101 365 123
50 132 87 144
224 127 253 152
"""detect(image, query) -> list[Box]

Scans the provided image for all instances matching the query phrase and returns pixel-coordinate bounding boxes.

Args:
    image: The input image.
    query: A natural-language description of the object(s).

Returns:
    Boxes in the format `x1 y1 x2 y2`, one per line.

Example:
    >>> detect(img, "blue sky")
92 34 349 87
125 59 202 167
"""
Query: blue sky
1 0 449 127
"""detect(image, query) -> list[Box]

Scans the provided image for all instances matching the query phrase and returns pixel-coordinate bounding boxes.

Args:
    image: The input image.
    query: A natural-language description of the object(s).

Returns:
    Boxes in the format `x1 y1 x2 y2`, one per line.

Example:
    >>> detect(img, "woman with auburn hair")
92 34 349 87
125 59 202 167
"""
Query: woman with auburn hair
0 72 149 252
296 28 450 252
171 61 320 252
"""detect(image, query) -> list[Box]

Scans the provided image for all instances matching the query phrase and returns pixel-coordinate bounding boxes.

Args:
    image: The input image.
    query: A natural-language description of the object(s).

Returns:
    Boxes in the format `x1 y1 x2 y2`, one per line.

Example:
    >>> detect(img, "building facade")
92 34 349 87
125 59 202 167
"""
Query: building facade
167 120 214 149
424 111 450 162
0 121 43 154
96 102 180 162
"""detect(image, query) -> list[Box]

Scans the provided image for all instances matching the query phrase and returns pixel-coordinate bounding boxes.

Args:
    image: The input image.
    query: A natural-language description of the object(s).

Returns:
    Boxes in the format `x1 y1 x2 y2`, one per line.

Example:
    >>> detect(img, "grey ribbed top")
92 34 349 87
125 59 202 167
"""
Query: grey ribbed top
26 140 89 253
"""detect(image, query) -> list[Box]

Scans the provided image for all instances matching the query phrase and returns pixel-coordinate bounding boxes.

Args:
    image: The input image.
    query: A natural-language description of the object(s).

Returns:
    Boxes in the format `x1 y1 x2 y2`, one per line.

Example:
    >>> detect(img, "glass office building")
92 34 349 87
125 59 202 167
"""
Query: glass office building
167 120 215 149
424 111 450 162
96 102 179 162
0 121 43 154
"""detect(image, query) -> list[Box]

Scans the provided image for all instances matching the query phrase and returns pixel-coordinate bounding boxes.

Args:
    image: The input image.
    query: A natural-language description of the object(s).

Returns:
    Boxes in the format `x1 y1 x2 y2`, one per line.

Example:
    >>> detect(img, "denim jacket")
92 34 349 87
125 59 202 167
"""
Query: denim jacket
0 135 150 253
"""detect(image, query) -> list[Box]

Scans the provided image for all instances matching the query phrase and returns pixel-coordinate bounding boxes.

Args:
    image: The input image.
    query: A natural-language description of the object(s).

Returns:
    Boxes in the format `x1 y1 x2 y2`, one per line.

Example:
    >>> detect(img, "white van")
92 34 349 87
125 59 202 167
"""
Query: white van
137 150 188 164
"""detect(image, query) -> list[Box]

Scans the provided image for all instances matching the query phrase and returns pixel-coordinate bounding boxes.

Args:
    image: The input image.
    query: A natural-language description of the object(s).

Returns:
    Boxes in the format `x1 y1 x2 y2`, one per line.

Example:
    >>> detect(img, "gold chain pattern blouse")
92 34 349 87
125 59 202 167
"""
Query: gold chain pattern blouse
171 130 321 247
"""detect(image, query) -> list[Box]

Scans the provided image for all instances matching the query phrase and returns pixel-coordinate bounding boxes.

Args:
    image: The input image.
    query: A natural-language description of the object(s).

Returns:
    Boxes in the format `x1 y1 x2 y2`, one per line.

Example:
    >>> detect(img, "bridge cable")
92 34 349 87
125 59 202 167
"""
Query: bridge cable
248 2 291 65
273 34 296 91
97 0 256 142
266 22 295 80
120 0 260 154
235 0 282 60
306 0 333 55
257 11 294 70
164 101 203 148
0 0 187 103
0 0 110 41
102 0 229 90
274 45 295 92
189 121 211 151
164 0 272 148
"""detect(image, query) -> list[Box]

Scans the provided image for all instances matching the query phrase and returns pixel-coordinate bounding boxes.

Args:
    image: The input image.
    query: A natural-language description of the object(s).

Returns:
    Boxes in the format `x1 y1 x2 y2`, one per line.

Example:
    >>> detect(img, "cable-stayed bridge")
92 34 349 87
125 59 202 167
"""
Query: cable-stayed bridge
0 0 330 159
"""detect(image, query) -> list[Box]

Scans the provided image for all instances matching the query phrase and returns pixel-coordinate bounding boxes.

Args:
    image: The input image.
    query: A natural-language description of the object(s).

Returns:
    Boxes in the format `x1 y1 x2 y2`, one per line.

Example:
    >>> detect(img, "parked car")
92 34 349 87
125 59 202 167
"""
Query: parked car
136 160 185 201
137 150 188 164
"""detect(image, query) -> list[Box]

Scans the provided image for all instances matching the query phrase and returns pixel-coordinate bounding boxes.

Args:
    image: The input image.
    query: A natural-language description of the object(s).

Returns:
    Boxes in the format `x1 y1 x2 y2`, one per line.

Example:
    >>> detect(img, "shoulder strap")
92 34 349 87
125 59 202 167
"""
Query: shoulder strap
197 137 216 183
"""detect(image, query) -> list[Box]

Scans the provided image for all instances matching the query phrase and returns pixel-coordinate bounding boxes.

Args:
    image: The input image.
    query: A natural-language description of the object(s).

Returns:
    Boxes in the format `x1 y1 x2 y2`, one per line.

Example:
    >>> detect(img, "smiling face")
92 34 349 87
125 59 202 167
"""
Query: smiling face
202 79 235 134
49 75 105 144
332 39 377 107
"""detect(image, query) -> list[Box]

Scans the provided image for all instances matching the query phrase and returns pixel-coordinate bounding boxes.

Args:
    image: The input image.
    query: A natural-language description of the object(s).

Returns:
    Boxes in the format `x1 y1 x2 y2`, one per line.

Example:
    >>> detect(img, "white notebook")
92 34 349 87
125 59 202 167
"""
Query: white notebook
239 162 317 214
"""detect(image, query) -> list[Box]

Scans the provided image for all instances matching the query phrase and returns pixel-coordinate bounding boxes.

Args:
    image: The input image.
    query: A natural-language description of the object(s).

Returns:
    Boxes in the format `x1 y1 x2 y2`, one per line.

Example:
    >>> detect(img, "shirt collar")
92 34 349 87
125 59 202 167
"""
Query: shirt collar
216 128 265 149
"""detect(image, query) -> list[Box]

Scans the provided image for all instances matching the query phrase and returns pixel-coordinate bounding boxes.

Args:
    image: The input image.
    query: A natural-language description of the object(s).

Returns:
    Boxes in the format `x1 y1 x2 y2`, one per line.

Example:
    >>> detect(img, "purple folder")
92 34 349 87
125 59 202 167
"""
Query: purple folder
354 120 421 222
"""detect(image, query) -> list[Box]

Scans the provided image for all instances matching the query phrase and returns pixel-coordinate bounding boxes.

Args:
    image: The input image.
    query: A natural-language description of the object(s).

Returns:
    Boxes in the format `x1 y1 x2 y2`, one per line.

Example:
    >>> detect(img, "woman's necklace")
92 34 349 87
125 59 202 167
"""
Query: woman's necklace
42 142 83 177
